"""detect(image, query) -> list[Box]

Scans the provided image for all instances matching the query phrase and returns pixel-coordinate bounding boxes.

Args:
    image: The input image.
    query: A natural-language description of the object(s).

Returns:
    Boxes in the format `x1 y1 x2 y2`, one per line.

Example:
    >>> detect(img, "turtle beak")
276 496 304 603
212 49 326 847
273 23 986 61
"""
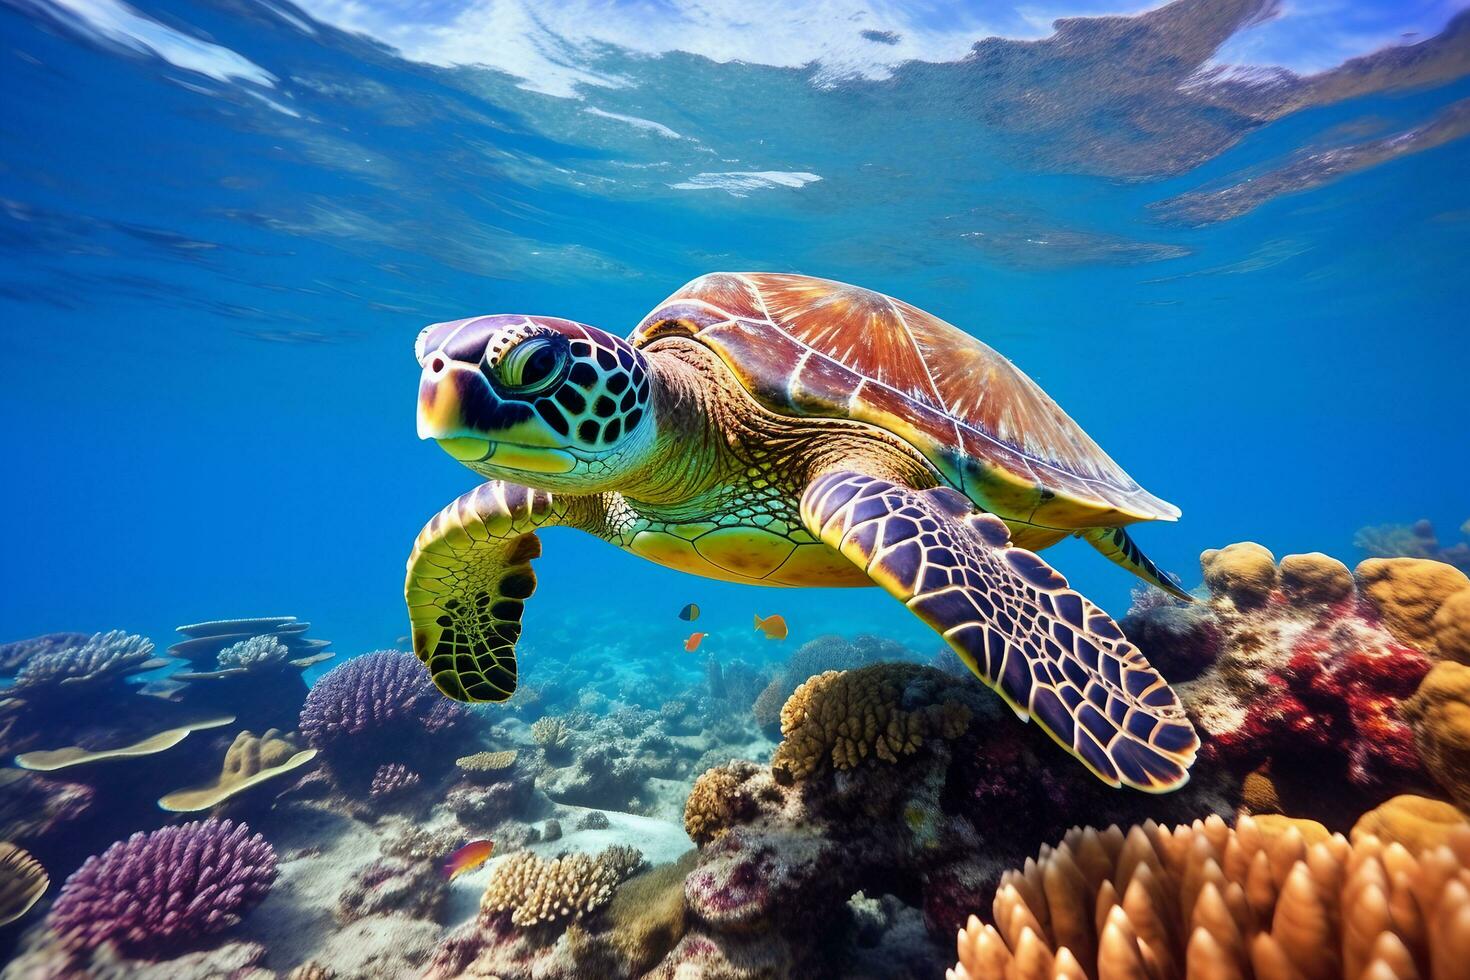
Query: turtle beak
416 354 577 474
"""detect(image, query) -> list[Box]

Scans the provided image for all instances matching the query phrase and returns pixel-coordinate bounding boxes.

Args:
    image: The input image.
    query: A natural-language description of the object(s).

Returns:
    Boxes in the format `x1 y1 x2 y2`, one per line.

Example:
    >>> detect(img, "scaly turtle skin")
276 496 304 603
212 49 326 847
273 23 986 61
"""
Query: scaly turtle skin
407 273 1199 791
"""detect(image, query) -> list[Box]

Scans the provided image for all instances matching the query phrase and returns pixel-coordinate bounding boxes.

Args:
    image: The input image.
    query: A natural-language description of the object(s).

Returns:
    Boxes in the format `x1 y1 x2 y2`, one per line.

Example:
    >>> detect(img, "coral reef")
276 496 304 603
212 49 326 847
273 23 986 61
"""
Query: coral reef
1358 557 1470 658
14 714 236 772
949 814 1470 980
299 651 468 792
336 856 445 924
482 845 645 927
1352 794 1469 853
7 631 166 702
46 819 276 956
0 632 91 675
0 842 48 926
1405 661 1470 811
445 773 532 830
169 617 334 730
0 769 94 843
771 663 971 778
1355 517 1470 572
1125 542 1465 825
158 729 317 812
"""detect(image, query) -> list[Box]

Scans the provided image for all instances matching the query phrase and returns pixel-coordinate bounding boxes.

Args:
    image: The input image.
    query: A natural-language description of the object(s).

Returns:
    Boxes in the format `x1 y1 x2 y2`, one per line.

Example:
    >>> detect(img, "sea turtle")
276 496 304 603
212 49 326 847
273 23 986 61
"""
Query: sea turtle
407 273 1199 791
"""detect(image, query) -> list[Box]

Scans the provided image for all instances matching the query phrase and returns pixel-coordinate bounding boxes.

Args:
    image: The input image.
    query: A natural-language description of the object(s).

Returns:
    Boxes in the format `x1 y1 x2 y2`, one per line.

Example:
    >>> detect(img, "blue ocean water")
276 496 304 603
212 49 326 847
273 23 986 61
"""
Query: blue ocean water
1 2 1467 694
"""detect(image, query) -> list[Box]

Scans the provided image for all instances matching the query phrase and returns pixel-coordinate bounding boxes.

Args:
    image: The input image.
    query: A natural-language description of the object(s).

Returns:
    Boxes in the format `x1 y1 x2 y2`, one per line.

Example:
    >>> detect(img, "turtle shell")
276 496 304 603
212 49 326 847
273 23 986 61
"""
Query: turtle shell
630 272 1178 530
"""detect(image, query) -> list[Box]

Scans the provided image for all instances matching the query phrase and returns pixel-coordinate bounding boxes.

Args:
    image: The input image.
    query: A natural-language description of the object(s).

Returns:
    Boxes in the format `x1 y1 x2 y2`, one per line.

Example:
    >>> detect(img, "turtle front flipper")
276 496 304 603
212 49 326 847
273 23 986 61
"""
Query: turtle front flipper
406 482 572 702
799 471 1199 792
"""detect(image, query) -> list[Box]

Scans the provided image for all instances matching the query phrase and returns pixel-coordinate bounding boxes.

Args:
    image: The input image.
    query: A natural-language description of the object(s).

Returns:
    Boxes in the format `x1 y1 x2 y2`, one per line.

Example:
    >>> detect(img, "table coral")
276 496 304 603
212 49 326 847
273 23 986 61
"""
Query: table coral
157 729 317 812
948 814 1470 980
46 818 276 957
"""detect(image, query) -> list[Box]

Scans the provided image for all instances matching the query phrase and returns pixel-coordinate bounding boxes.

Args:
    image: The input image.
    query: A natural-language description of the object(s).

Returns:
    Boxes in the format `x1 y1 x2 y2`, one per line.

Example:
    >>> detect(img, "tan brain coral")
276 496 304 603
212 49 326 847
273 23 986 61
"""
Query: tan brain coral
1404 662 1470 812
1278 552 1354 606
1353 795 1470 854
948 814 1470 980
1432 588 1470 665
1201 542 1279 608
770 664 971 780
1357 557 1470 656
482 845 644 928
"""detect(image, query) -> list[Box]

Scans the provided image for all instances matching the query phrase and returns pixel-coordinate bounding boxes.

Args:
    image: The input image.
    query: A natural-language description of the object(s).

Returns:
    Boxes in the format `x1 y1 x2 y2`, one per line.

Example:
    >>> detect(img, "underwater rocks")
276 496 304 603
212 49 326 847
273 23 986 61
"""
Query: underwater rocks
44 818 276 958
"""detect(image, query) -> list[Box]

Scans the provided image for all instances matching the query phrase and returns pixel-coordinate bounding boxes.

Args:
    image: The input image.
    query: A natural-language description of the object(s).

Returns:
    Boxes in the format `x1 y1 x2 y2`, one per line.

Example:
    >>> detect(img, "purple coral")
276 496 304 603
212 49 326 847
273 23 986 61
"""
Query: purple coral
11 630 157 695
47 819 276 956
300 651 465 750
370 762 423 800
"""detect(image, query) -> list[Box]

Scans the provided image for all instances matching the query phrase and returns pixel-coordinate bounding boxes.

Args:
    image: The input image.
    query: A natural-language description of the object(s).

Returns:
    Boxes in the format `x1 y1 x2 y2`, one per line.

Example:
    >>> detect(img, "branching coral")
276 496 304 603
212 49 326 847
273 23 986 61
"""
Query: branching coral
1355 518 1470 572
216 635 290 670
0 632 90 674
10 631 161 697
771 664 971 779
301 651 461 749
948 814 1470 980
530 716 573 751
481 846 644 928
47 819 276 956
369 762 423 801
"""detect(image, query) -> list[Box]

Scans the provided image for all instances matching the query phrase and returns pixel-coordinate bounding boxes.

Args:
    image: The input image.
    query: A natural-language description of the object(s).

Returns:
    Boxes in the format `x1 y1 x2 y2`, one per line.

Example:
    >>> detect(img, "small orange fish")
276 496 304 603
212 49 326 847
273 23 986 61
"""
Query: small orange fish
684 631 708 652
753 613 788 640
443 839 494 881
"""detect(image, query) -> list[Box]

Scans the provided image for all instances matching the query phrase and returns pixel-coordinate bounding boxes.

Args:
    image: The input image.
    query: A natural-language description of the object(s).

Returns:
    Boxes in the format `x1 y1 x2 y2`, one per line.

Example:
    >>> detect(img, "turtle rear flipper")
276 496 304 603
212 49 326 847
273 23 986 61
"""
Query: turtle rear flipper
799 470 1199 792
405 482 565 702
1081 526 1195 603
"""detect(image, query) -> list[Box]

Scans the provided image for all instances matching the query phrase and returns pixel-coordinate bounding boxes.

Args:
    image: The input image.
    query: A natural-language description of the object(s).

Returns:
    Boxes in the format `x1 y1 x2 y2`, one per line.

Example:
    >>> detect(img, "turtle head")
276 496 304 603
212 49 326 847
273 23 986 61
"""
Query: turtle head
415 315 655 490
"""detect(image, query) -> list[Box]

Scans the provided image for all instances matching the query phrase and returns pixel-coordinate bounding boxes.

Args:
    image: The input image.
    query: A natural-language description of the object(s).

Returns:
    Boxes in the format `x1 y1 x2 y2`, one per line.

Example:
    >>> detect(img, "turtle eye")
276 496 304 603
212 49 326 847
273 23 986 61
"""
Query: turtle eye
491 335 568 396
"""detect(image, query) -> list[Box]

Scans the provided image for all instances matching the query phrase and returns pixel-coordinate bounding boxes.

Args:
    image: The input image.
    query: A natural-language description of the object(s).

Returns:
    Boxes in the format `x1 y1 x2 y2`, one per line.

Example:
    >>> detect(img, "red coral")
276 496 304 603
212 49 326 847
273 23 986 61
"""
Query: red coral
1211 627 1431 792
